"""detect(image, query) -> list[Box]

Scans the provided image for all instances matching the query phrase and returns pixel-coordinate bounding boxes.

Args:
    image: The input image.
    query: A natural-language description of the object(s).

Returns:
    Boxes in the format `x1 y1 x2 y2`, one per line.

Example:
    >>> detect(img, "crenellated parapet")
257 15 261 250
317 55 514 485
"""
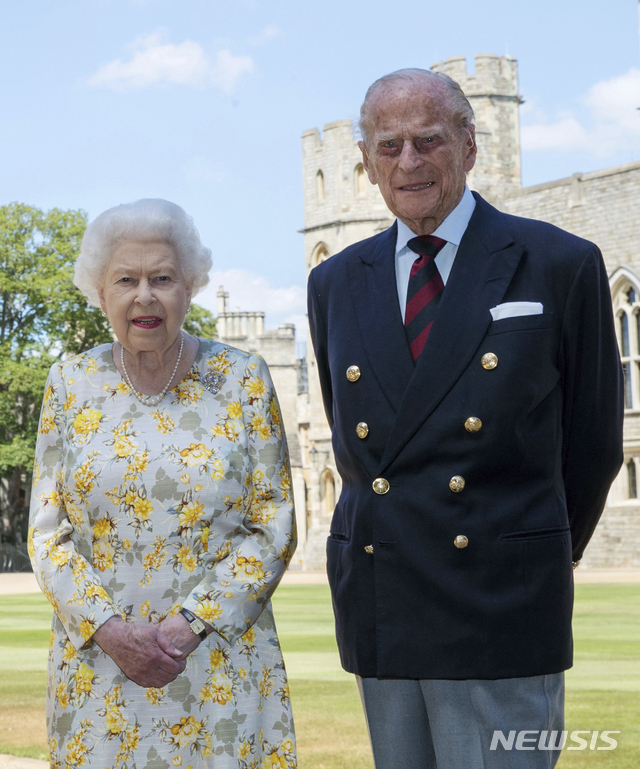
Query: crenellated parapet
431 54 522 205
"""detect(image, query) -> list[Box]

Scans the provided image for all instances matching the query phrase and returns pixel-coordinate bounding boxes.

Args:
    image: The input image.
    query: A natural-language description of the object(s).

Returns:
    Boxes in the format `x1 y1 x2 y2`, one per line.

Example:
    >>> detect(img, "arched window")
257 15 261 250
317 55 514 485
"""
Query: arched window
311 243 329 268
322 470 336 515
612 275 640 410
316 170 325 202
628 459 638 499
355 163 367 197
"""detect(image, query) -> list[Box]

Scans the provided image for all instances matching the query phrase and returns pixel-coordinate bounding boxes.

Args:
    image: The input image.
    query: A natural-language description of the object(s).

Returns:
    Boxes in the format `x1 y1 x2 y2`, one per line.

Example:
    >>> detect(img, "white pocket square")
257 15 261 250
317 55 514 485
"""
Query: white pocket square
490 302 544 321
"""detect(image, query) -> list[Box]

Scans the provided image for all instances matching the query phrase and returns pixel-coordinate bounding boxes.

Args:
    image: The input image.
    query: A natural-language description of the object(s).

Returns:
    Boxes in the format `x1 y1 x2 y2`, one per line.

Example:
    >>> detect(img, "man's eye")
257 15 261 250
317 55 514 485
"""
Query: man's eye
415 137 435 151
156 276 170 282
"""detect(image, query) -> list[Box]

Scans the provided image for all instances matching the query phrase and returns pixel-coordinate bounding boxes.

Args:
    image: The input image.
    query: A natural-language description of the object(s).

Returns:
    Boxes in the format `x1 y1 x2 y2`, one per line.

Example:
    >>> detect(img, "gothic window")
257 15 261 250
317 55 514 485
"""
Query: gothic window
355 163 367 197
311 243 329 268
322 470 336 515
613 278 640 410
316 170 325 202
627 459 638 499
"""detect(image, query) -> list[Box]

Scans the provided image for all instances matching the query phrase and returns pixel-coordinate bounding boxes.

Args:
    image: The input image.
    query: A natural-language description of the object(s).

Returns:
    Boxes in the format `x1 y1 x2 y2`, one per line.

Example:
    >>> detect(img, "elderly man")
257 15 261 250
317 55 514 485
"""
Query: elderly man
307 69 624 768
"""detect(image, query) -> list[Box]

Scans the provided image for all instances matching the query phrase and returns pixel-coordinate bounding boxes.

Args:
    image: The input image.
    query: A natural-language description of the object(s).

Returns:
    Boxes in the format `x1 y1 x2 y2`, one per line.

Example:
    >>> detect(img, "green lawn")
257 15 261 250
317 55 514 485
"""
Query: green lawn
0 584 638 767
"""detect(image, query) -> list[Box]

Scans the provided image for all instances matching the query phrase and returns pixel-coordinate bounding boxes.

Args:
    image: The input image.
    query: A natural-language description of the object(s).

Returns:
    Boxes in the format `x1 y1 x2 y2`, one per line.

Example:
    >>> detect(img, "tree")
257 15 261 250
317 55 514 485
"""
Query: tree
0 203 112 541
183 302 217 340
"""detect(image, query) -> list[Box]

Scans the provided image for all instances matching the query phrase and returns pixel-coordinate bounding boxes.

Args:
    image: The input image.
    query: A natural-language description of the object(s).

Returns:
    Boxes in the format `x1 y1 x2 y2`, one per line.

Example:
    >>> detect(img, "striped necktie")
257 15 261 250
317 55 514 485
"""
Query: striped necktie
405 235 447 360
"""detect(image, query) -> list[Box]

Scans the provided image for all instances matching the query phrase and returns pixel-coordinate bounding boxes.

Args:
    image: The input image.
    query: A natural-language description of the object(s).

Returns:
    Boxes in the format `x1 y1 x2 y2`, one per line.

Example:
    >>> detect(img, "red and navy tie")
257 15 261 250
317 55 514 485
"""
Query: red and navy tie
405 235 447 360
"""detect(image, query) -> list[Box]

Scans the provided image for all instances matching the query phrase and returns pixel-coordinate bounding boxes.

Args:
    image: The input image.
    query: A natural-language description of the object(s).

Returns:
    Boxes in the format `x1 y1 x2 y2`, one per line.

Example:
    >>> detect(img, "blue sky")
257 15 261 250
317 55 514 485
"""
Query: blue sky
1 0 639 340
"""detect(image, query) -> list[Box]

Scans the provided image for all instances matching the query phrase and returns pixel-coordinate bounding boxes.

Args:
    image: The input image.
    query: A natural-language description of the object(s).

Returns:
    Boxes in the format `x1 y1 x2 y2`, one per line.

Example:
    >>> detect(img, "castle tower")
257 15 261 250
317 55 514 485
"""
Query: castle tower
301 120 394 275
431 54 522 205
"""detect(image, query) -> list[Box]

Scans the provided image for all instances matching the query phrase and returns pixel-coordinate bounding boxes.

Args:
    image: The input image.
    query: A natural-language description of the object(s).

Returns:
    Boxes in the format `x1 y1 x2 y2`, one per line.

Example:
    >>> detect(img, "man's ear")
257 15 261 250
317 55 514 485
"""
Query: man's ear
358 141 378 185
463 125 477 173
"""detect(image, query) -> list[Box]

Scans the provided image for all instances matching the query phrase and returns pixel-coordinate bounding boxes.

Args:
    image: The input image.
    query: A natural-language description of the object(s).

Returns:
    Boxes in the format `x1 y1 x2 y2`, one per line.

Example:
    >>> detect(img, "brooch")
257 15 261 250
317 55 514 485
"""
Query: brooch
199 370 226 395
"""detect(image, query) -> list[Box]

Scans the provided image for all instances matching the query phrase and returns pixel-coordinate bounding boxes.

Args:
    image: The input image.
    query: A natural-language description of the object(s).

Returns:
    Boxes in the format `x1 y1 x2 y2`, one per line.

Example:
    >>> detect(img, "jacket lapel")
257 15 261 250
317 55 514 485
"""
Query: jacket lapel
346 223 415 412
378 196 524 471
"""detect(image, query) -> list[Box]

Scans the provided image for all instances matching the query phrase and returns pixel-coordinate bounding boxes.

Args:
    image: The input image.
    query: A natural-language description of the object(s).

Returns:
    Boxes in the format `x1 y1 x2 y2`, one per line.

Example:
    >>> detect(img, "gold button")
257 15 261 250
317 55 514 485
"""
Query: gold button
465 417 482 433
346 365 361 382
356 422 369 439
454 535 469 549
449 476 466 493
481 353 498 370
372 478 390 494
364 545 374 554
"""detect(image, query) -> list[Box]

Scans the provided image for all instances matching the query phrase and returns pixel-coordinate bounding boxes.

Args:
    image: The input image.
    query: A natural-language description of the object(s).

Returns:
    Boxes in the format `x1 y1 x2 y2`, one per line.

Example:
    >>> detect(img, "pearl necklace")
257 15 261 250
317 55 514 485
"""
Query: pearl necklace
120 332 185 407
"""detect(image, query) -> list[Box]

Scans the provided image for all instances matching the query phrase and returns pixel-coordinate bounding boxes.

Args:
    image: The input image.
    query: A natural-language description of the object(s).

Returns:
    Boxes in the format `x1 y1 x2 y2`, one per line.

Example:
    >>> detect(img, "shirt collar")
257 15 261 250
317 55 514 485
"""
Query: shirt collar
395 185 476 254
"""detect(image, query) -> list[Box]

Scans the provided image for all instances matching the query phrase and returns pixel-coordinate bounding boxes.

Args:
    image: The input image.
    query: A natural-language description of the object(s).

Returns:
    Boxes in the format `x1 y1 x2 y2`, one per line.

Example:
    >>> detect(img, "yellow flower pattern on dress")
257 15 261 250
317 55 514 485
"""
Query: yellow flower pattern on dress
28 340 297 767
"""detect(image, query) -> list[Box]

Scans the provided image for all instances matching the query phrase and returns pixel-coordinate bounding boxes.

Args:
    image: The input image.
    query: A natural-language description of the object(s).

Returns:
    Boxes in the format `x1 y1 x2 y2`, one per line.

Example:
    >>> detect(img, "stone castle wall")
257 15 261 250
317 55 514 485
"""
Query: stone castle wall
501 163 640 276
501 162 640 567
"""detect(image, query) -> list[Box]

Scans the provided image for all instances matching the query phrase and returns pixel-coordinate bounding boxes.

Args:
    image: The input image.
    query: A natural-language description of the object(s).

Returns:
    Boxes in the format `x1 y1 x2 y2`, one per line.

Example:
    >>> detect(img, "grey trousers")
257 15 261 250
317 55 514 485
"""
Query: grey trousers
356 673 565 769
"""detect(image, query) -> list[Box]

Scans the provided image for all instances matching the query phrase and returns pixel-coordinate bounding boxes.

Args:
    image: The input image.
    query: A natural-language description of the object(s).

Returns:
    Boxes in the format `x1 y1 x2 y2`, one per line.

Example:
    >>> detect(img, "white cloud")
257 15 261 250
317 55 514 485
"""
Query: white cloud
247 25 281 46
195 269 307 339
521 114 589 152
88 31 253 93
521 68 640 158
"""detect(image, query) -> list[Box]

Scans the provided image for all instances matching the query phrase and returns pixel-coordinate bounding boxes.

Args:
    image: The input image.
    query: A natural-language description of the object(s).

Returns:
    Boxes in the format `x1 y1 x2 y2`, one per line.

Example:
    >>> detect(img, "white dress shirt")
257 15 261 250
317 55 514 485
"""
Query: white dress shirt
395 185 476 322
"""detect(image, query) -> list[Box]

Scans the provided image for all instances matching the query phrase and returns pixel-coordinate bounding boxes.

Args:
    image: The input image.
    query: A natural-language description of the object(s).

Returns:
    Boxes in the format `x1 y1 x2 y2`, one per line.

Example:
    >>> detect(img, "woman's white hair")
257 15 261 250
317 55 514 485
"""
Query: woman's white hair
74 198 212 307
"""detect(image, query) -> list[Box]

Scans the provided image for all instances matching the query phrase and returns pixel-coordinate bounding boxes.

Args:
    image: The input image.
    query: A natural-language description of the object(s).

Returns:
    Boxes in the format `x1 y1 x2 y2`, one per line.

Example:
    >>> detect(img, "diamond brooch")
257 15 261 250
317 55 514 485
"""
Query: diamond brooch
199 370 226 395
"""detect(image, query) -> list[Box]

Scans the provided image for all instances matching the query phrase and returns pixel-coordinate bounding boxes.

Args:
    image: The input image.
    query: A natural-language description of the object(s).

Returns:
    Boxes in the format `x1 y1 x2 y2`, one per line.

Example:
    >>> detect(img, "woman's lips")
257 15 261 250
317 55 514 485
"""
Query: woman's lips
132 317 162 329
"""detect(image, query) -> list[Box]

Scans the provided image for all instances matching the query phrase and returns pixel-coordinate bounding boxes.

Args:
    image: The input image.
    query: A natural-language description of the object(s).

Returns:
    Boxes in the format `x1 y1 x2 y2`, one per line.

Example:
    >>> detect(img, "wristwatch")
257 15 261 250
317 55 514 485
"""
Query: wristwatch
180 608 207 640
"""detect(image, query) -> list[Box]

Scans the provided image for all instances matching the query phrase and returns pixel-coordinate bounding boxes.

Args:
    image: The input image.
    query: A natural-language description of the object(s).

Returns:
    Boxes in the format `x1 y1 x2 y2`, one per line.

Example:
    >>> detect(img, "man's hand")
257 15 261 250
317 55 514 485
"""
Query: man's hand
93 616 186 688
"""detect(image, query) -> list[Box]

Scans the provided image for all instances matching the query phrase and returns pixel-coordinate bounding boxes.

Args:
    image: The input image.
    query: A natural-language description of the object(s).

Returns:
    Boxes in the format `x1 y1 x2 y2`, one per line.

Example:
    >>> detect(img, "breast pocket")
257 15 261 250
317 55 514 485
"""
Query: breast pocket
487 312 553 336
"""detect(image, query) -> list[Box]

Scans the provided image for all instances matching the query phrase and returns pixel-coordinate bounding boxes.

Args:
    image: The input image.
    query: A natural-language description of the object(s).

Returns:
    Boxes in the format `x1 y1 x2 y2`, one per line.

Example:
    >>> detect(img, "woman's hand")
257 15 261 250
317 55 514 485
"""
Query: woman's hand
158 613 212 660
93 616 186 688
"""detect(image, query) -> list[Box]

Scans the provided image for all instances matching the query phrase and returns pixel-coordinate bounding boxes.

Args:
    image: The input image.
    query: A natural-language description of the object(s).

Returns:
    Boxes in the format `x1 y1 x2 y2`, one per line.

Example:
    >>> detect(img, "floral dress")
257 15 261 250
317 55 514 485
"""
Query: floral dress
28 339 297 769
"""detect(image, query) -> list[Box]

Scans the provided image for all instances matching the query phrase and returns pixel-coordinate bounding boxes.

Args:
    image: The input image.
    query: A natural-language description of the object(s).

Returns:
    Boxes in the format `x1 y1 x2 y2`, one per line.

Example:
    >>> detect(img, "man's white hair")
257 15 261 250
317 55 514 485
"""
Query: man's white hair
74 198 212 307
359 68 475 146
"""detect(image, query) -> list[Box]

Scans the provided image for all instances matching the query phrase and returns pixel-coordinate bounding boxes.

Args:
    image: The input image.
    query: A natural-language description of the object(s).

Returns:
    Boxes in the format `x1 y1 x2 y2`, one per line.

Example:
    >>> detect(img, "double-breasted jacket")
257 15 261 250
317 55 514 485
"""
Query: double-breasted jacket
307 193 624 680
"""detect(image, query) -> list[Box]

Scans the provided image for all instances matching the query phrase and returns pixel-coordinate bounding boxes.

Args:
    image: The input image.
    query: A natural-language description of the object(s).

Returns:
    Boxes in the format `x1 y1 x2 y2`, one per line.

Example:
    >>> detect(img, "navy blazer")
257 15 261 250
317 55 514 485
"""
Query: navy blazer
307 193 624 680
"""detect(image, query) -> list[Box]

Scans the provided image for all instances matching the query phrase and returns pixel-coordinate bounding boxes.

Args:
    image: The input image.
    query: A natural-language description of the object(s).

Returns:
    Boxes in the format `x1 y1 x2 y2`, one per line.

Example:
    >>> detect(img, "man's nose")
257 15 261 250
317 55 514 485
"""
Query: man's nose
398 142 422 173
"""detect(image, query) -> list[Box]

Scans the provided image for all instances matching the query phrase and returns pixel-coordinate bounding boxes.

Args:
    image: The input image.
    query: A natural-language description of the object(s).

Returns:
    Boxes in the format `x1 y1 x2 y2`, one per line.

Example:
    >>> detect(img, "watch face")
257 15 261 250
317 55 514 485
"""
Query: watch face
191 618 206 635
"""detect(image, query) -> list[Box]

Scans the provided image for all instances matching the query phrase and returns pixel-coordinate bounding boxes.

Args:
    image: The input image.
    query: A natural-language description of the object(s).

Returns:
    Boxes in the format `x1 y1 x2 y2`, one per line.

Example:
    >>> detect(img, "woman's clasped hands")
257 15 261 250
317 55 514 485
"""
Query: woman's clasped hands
93 613 207 688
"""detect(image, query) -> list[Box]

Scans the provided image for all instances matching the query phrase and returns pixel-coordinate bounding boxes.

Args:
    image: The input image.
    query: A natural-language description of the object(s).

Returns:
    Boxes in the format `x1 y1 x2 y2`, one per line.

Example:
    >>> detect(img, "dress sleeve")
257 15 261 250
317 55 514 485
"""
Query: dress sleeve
182 353 297 645
28 363 119 650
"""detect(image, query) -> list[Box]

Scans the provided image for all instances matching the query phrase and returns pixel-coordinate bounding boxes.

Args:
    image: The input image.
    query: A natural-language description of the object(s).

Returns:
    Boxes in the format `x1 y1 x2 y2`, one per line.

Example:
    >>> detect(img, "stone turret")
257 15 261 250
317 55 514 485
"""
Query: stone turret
431 54 522 205
301 121 393 274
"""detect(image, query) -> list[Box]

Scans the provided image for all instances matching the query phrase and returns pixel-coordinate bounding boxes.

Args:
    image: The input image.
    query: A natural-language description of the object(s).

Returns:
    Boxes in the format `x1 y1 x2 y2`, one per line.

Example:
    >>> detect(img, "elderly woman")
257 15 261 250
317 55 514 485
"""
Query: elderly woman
28 199 297 768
